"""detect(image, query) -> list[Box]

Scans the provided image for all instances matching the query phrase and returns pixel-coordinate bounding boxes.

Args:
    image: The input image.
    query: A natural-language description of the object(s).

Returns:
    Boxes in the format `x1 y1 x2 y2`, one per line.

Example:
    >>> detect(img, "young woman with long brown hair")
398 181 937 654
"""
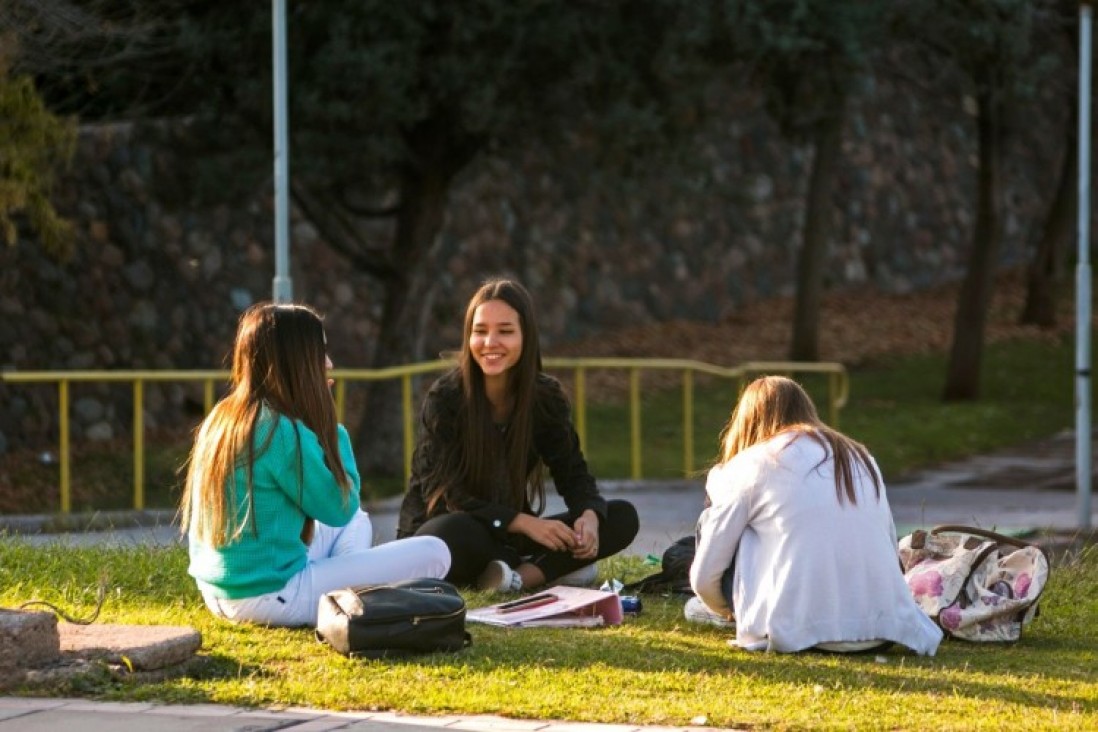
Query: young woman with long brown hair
182 302 449 626
398 278 639 592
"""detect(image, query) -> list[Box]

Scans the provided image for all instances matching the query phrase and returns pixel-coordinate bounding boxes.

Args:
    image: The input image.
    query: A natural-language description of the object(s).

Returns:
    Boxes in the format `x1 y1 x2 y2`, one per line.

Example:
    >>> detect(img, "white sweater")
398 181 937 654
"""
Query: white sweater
690 431 943 655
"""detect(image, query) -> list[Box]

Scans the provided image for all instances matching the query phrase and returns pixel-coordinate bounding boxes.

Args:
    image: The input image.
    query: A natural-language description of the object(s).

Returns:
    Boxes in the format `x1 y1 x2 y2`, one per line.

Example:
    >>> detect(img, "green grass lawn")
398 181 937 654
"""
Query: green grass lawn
0 542 1095 730
578 330 1077 483
841 335 1076 478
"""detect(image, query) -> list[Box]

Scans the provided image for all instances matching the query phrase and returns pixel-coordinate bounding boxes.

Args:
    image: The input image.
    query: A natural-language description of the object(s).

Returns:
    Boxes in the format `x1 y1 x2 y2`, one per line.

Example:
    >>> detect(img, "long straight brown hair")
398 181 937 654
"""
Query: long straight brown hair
717 375 880 505
181 303 351 547
427 278 546 515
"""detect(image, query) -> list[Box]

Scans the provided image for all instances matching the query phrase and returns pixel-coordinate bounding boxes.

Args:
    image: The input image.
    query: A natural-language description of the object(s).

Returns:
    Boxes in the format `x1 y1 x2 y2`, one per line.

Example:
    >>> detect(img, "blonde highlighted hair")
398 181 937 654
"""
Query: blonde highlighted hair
181 303 351 547
718 376 880 505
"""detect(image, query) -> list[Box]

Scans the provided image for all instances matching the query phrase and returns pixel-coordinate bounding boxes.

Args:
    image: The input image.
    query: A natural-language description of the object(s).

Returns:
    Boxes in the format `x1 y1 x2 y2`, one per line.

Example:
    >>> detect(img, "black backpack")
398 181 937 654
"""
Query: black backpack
316 578 472 658
622 535 696 595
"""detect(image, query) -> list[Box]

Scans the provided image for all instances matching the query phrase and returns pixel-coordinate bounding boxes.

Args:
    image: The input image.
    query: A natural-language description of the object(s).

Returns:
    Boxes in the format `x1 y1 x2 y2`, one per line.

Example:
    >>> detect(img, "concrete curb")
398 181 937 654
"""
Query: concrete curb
0 696 743 732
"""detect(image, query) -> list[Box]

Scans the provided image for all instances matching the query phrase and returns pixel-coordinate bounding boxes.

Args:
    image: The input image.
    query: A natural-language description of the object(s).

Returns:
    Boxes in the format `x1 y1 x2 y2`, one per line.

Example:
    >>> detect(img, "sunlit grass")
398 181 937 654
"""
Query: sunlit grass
1 540 1095 729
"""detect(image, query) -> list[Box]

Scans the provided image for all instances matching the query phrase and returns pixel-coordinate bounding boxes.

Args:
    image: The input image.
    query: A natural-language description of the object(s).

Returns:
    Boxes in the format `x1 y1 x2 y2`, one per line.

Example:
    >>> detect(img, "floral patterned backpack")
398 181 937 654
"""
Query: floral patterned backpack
898 525 1050 642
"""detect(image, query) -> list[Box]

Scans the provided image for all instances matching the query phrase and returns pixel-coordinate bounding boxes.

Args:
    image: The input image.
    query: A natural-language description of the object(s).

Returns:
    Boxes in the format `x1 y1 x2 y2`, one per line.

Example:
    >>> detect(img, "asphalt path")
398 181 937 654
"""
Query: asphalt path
6 430 1096 553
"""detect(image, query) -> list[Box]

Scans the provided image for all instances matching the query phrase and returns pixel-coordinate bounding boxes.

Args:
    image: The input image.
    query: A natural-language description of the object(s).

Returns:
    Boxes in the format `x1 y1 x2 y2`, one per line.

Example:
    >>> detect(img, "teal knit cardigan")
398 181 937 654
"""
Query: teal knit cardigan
187 410 361 600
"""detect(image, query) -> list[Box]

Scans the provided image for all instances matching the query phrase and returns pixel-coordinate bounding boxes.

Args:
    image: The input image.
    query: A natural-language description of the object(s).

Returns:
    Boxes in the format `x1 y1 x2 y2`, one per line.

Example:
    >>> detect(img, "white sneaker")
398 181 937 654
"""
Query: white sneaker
684 596 735 629
477 560 524 593
555 563 599 588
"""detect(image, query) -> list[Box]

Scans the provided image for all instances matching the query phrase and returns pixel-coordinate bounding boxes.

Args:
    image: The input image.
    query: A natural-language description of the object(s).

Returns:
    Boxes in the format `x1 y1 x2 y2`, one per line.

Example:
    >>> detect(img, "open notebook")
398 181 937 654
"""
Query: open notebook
466 586 624 628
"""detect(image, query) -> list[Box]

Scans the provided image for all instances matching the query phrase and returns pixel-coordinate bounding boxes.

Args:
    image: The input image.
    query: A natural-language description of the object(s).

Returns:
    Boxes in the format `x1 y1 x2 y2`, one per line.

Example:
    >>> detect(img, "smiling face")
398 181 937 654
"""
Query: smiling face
470 298 524 385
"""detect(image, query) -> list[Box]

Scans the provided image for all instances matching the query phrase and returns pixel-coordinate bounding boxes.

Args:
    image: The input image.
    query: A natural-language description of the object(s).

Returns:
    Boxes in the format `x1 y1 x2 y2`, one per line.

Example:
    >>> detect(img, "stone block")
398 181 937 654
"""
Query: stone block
0 609 60 669
60 624 202 670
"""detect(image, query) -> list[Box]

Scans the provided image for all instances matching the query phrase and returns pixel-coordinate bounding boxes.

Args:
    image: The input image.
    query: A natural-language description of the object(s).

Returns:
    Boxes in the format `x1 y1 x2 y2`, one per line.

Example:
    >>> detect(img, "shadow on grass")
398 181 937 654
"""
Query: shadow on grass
148 599 1094 718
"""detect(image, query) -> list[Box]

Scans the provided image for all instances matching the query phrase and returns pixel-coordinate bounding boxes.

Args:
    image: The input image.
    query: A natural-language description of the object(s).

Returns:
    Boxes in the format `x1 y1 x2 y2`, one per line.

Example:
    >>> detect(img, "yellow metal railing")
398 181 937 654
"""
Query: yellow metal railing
1 359 847 514
546 358 849 479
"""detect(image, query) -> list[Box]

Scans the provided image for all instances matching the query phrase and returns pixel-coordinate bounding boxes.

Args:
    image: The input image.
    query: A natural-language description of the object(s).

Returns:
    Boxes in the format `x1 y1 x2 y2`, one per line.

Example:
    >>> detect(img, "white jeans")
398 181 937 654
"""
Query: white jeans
202 510 451 627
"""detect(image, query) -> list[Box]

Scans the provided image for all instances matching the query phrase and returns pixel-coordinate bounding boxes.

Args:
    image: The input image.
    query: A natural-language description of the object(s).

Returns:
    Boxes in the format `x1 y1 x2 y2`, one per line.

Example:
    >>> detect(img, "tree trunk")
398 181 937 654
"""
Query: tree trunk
348 118 483 480
1021 102 1075 328
943 87 1003 401
353 163 452 480
790 98 845 361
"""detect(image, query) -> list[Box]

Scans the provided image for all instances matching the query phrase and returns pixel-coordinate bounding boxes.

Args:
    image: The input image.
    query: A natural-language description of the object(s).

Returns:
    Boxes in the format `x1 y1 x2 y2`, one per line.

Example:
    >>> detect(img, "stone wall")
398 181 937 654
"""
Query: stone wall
0 77 1062 454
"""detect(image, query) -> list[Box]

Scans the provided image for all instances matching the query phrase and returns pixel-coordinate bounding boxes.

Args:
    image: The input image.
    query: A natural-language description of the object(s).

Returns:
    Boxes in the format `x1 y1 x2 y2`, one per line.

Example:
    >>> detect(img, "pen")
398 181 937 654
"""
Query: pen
496 592 556 610
496 592 559 614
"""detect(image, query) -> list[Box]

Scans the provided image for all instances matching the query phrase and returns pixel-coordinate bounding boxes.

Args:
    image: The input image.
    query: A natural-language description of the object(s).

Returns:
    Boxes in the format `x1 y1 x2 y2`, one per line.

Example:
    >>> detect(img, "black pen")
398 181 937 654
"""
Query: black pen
496 592 558 614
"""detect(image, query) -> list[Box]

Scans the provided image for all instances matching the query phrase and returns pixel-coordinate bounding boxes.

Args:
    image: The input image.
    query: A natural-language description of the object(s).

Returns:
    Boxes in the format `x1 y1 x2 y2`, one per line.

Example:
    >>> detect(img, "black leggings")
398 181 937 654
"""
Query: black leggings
413 499 640 587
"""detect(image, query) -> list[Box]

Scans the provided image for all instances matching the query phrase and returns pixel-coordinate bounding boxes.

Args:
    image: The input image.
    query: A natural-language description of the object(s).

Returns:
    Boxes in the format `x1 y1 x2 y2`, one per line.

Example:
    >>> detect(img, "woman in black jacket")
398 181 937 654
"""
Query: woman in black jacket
398 278 639 592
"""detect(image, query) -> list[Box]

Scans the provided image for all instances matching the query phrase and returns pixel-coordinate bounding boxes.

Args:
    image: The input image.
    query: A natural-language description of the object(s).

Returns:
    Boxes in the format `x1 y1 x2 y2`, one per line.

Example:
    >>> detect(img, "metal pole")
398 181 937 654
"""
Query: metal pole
272 0 293 303
1077 2 1093 531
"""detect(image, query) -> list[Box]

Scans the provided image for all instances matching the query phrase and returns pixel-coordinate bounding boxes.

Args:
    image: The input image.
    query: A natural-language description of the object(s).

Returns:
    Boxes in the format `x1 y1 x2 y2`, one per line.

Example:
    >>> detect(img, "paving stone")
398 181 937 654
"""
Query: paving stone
285 719 370 732
60 701 156 713
0 697 71 710
333 712 457 729
142 703 251 717
0 708 280 731
59 624 201 670
446 718 551 731
545 725 643 732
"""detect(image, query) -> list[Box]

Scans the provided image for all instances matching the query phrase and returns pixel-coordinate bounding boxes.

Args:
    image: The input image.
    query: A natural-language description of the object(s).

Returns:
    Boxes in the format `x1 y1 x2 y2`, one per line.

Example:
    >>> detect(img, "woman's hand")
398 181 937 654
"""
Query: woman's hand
509 513 578 552
571 509 600 560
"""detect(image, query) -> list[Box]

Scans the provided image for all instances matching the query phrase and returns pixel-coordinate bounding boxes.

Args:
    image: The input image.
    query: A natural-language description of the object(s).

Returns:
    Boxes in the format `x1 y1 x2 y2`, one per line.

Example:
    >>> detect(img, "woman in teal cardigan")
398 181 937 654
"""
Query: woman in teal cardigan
181 303 450 627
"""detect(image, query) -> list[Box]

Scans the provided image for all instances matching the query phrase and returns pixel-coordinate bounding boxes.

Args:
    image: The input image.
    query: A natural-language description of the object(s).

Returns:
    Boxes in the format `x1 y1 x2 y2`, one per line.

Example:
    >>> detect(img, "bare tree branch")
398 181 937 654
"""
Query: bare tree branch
2 0 169 72
289 179 401 281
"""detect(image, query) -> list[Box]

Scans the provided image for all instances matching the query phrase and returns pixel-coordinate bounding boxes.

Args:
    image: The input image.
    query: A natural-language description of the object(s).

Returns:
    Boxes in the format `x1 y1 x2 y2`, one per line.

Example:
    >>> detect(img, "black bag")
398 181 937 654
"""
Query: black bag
315 578 472 658
622 535 696 595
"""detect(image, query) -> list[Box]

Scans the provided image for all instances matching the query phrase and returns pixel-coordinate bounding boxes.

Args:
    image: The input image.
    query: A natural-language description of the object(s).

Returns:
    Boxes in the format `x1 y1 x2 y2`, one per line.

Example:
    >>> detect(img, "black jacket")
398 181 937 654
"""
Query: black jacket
397 370 607 540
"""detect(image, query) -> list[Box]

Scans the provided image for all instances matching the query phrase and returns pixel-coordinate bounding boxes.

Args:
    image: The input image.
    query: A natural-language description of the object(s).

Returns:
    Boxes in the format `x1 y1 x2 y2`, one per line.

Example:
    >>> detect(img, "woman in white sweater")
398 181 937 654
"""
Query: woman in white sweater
687 376 942 655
